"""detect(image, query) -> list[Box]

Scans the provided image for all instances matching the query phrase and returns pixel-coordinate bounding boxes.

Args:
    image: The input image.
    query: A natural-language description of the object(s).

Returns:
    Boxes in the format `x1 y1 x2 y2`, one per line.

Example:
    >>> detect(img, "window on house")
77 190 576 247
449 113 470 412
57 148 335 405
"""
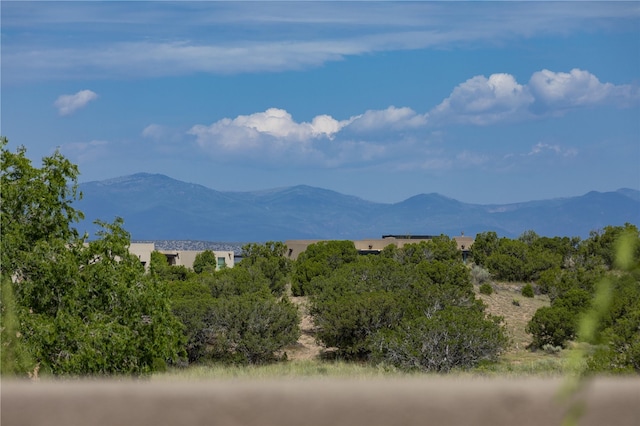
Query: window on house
217 257 226 268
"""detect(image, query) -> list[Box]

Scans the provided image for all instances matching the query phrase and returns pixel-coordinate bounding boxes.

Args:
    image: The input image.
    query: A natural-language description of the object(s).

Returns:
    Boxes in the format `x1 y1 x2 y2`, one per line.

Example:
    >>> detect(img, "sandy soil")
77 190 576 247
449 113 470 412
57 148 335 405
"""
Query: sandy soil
287 296 324 361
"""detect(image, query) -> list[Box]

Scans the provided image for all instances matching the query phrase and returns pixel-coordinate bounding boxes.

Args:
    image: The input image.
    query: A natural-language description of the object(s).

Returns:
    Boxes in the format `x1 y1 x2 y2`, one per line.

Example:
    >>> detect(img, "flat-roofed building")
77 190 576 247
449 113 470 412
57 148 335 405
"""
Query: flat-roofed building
285 235 474 262
128 243 234 271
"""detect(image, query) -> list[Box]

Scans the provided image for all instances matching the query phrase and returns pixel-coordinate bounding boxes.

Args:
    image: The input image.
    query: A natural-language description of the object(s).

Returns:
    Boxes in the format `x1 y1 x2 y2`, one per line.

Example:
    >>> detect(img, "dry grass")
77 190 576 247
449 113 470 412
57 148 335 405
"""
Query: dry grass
475 282 550 353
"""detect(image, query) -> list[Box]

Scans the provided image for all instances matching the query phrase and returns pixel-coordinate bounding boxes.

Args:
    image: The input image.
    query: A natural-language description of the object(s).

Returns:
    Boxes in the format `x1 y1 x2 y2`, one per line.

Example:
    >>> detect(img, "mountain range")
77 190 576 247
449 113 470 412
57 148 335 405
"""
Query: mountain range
75 173 640 242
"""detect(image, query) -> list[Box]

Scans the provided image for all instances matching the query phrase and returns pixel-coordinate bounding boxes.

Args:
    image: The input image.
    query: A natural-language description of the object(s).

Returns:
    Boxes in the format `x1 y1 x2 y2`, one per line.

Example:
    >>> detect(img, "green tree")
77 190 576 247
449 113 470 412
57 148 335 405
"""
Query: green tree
1 139 184 376
381 236 461 265
470 231 499 267
578 224 640 270
292 240 358 296
150 251 192 281
167 279 215 362
168 265 301 365
203 294 300 364
526 306 578 349
309 255 506 364
1 138 83 279
240 242 292 296
193 250 218 274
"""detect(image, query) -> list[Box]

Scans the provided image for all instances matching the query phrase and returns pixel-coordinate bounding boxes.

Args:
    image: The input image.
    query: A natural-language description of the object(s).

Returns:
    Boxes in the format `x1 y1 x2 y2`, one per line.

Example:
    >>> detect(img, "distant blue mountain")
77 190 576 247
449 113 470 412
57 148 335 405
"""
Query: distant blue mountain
75 173 640 241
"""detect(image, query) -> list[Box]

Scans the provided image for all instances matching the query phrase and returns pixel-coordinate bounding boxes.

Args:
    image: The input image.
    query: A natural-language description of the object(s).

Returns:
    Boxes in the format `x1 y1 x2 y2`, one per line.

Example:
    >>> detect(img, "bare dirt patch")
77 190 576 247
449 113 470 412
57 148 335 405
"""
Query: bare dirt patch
286 296 323 361
476 282 550 352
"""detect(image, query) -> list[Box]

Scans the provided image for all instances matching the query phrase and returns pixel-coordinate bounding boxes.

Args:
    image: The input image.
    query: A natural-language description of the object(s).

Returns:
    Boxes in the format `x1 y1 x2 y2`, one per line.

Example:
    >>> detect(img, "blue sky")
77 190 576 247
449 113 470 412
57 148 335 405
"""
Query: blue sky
2 1 639 204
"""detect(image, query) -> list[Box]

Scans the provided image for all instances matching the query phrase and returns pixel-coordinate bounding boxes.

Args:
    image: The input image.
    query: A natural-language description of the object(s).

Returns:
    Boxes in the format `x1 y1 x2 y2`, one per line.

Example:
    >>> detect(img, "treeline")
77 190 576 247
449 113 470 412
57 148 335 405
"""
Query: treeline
1 138 638 376
471 225 640 373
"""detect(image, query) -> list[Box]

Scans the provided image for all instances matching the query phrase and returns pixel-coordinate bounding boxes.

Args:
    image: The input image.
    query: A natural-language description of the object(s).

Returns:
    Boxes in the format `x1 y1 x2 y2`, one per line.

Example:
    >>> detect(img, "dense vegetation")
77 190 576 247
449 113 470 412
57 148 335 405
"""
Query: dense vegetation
2 136 638 376
162 251 300 365
305 237 508 371
1 139 184 376
473 225 640 372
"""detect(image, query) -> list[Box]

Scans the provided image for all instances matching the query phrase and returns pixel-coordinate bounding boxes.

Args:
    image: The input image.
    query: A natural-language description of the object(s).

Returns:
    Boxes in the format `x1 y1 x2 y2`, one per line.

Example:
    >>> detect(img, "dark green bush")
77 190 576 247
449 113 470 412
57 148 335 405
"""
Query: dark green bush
309 255 507 367
203 294 300 364
291 240 358 296
193 250 218 274
169 266 300 365
521 283 534 298
526 306 577 348
479 283 493 295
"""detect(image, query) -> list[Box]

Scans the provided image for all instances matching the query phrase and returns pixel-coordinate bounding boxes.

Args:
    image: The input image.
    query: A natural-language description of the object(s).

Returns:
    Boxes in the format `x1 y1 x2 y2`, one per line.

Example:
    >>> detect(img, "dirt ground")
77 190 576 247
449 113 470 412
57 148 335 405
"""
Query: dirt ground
287 296 323 361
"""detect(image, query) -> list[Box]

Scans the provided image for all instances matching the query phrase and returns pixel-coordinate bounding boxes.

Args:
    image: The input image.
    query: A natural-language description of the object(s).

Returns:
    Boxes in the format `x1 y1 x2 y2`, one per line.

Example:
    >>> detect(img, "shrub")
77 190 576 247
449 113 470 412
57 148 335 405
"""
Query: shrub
371 307 508 372
309 255 507 368
239 242 291 296
479 283 493 295
521 283 535 298
512 298 521 307
203 295 300 364
542 344 562 355
292 240 358 296
470 264 491 286
526 306 577 349
169 267 300 365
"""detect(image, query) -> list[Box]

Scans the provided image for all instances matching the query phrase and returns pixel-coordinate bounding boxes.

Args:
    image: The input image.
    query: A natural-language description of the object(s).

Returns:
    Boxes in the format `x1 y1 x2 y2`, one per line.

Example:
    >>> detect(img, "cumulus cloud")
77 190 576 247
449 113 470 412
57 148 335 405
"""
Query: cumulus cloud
186 68 633 168
528 68 639 112
54 90 98 116
429 73 534 125
188 108 355 165
188 108 348 150
429 69 638 125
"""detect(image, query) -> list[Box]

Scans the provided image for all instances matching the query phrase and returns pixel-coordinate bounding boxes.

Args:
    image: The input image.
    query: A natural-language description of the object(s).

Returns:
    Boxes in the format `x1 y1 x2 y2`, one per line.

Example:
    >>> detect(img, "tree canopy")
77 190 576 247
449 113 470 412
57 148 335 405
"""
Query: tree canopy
1 138 184 376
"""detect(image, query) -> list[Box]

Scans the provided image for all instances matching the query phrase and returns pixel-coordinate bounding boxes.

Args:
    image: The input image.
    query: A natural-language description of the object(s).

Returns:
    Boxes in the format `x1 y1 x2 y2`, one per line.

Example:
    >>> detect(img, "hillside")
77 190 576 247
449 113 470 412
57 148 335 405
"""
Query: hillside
75 173 640 241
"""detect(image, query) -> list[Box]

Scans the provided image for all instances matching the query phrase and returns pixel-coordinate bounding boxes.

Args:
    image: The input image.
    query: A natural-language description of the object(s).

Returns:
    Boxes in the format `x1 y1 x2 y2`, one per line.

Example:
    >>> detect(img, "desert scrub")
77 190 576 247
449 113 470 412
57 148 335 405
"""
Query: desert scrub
471 264 491 286
479 283 493 295
521 284 535 298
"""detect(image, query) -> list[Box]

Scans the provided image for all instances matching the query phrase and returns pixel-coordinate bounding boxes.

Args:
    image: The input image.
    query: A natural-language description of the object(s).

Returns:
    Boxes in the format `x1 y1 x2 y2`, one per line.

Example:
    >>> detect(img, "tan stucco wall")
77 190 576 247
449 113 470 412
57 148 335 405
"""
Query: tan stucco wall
284 236 474 260
159 250 235 270
128 243 234 271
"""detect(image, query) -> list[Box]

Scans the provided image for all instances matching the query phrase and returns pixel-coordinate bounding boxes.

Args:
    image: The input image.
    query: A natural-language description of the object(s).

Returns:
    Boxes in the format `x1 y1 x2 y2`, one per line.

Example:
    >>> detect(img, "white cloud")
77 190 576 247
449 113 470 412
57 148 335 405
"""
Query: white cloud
527 142 578 158
429 69 638 125
188 108 354 165
54 90 98 116
142 124 167 140
429 73 534 125
184 68 632 169
528 68 639 111
347 106 426 132
188 108 348 152
6 2 638 82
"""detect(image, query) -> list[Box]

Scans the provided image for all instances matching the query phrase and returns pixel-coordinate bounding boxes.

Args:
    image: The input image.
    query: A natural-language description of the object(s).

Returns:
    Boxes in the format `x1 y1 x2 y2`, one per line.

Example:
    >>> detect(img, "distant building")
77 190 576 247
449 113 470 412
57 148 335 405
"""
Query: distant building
284 234 474 262
129 243 234 271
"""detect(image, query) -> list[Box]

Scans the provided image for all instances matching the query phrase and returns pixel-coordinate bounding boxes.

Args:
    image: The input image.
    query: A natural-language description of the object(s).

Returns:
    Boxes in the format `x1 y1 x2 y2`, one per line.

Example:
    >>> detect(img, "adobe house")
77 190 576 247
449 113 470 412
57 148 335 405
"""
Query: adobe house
128 243 234 271
284 234 474 262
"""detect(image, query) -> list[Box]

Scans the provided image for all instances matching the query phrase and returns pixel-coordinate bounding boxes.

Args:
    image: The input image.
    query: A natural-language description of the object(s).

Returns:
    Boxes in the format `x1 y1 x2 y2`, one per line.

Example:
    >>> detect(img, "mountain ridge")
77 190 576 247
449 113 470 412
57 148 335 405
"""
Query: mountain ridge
75 173 640 241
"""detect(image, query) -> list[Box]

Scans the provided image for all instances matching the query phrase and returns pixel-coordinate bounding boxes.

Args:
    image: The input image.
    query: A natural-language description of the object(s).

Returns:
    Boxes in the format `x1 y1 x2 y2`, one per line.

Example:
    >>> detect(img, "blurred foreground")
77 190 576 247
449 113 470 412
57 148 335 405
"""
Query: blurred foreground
3 377 639 426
